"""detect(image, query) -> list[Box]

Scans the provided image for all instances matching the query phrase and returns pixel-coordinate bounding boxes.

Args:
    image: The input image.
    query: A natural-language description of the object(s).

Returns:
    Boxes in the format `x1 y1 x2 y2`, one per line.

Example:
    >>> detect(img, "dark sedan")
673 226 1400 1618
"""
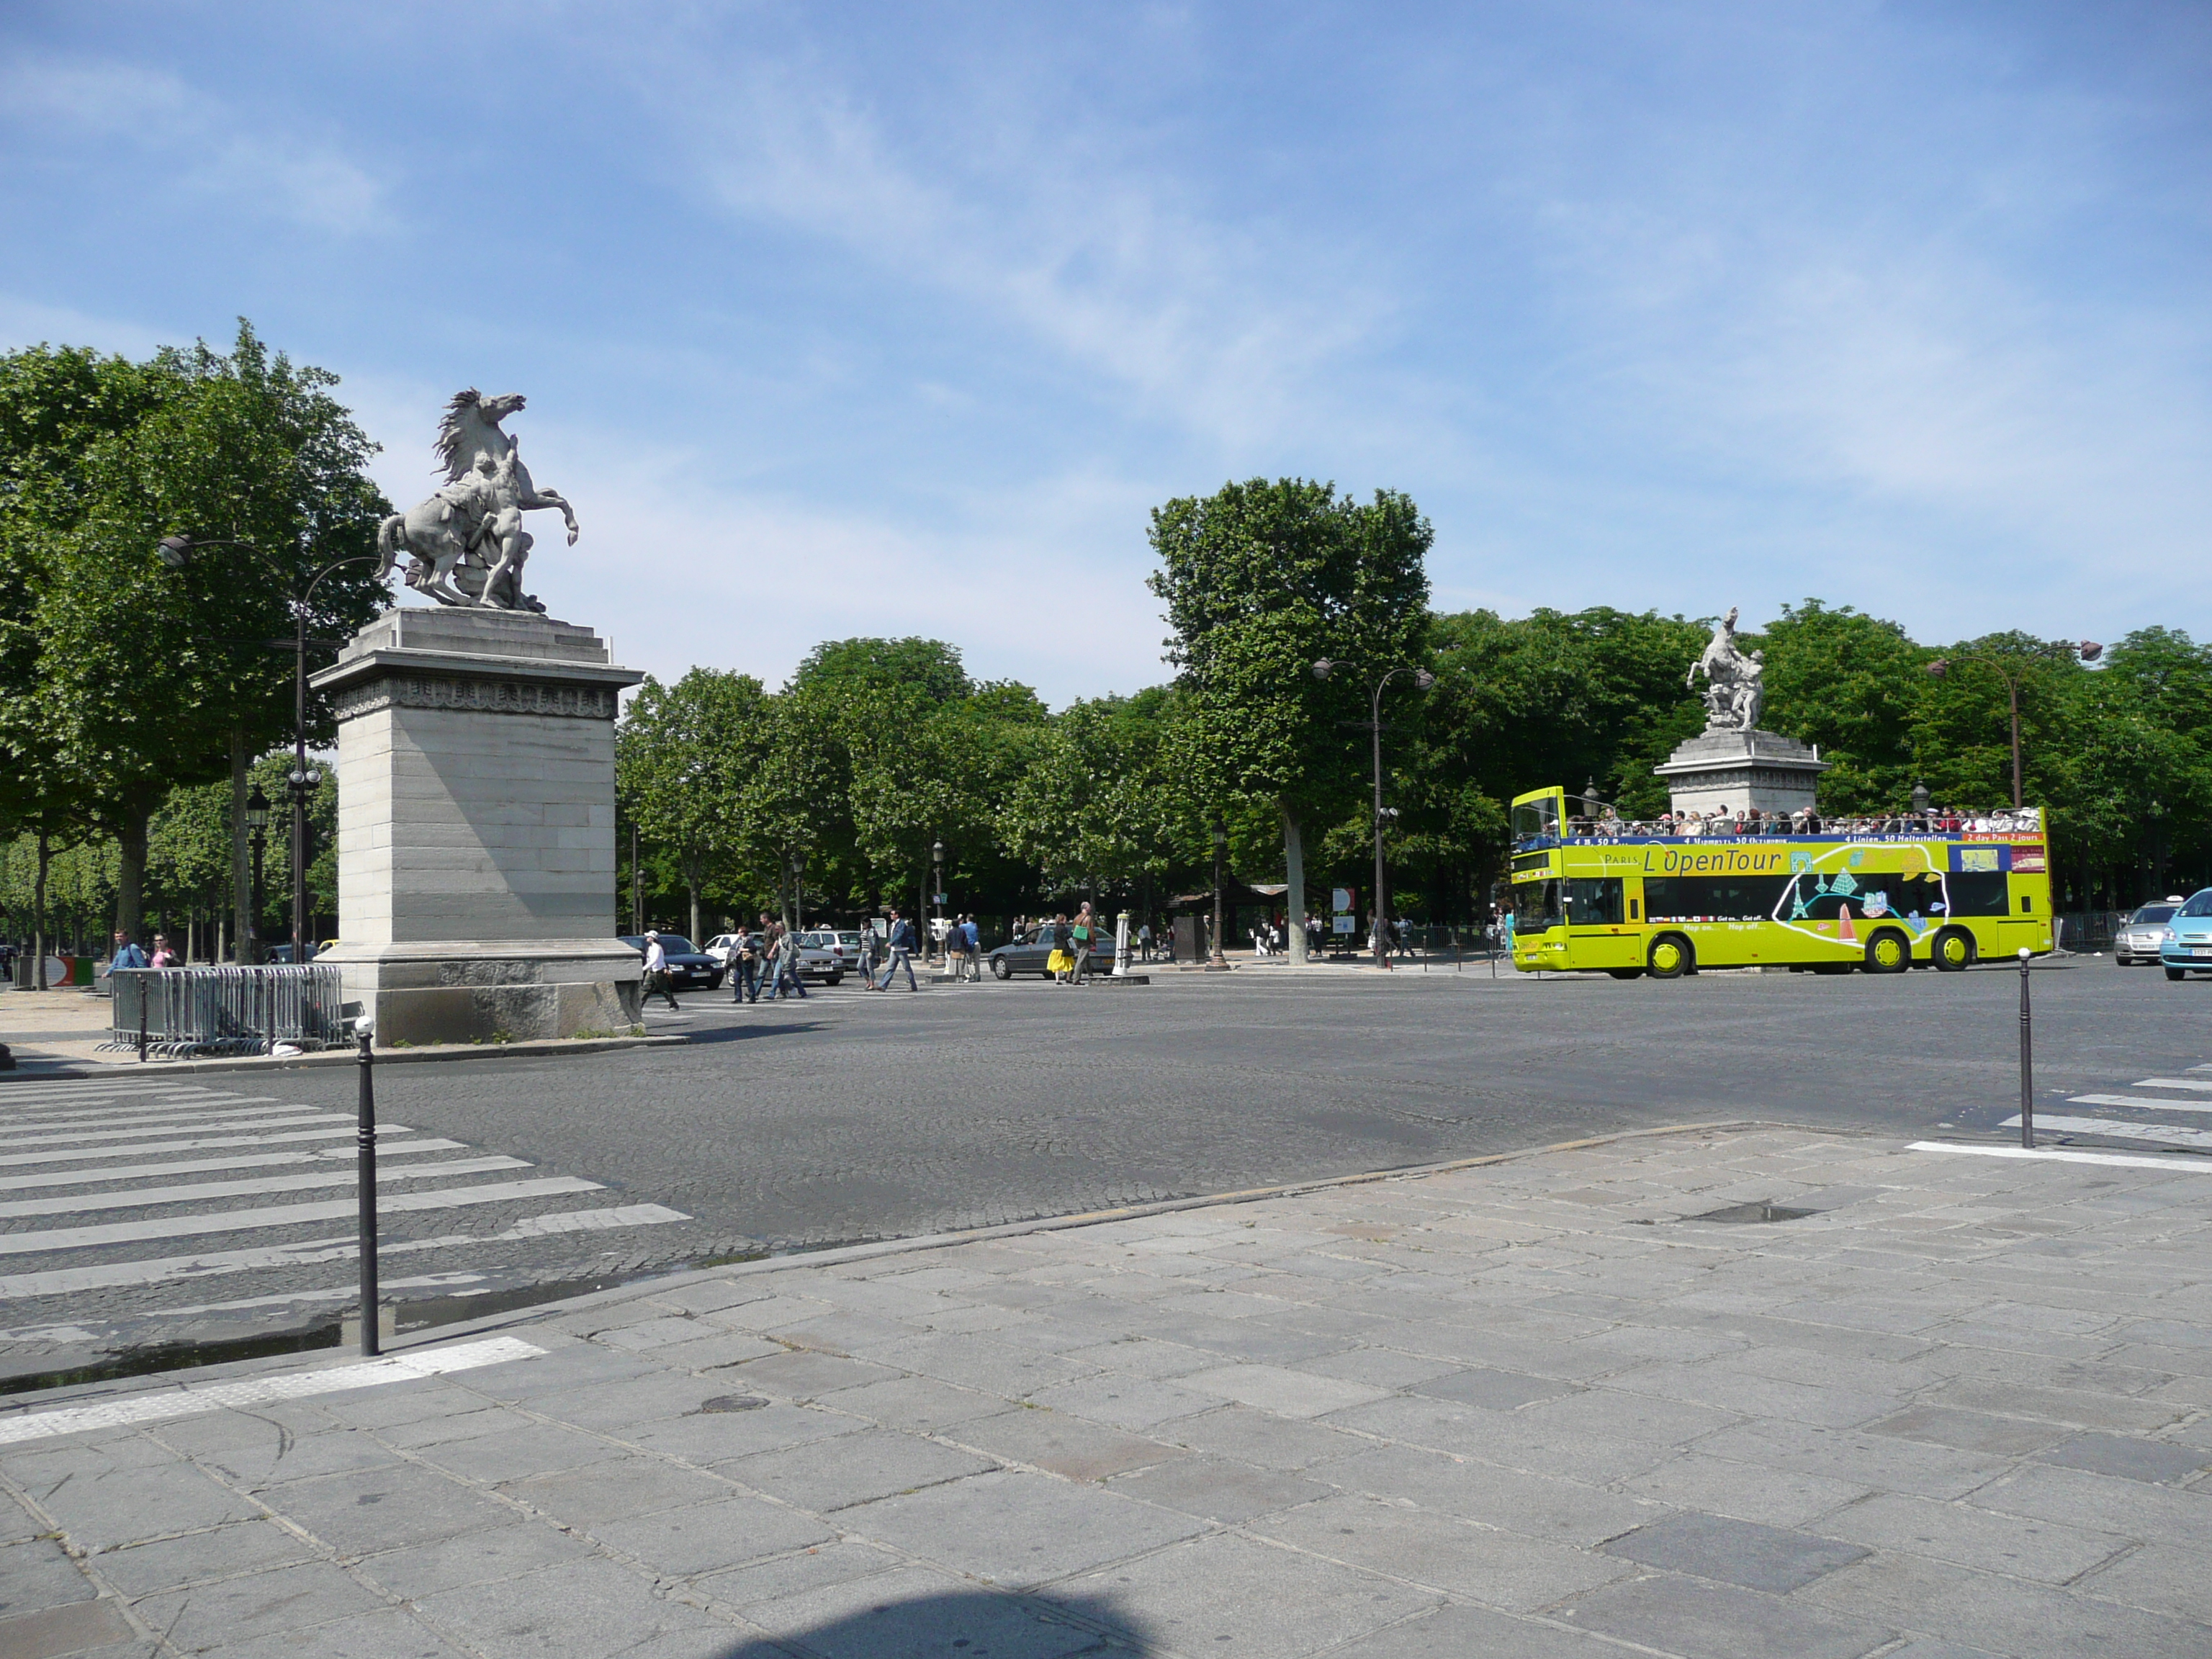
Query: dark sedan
989 924 1116 980
619 934 724 991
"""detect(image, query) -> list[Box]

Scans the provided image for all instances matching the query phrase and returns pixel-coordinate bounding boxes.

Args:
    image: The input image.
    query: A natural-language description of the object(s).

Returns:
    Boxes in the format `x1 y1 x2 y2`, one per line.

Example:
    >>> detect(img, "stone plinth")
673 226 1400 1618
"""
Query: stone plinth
310 608 644 1046
1653 727 1830 819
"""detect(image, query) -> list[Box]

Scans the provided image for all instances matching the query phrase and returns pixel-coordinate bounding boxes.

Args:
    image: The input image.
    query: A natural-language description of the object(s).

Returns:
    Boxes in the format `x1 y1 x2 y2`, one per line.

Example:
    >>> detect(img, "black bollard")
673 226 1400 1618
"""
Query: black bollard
357 1022 380 1356
2018 947 2035 1150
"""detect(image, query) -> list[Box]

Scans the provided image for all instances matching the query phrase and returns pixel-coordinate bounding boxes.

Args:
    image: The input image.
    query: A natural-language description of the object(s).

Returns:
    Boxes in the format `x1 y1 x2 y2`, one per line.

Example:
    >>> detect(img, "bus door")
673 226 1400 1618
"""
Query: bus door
1563 877 1640 969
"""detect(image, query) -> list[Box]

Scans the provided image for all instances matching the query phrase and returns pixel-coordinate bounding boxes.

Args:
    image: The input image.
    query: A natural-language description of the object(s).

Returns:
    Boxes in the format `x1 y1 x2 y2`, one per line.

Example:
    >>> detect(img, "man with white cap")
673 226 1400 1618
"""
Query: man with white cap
641 930 680 1011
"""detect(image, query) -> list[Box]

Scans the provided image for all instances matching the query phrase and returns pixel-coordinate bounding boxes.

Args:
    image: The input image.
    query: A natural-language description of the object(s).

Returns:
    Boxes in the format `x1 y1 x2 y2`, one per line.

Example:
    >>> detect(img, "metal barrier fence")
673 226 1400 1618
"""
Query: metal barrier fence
104 966 350 1058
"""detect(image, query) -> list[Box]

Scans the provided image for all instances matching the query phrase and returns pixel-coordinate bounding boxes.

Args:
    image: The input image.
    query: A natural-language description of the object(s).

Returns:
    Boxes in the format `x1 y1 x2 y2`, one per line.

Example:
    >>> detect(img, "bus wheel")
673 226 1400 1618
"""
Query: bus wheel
1932 928 1974 972
1607 968 1644 980
1864 930 1910 974
1647 935 1692 979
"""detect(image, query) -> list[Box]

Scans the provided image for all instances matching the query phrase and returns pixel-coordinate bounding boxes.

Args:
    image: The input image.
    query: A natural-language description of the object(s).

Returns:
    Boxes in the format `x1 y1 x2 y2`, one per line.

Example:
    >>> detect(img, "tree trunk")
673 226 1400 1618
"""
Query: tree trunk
115 804 148 946
32 834 50 991
230 730 252 963
1282 801 1308 963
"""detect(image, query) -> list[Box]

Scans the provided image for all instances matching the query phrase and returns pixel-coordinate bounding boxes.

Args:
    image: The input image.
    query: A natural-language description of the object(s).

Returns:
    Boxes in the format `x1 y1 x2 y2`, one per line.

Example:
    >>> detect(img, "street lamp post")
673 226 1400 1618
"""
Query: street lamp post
1313 659 1436 969
932 840 944 961
1925 641 2103 810
245 786 270 963
156 536 384 962
791 847 809 934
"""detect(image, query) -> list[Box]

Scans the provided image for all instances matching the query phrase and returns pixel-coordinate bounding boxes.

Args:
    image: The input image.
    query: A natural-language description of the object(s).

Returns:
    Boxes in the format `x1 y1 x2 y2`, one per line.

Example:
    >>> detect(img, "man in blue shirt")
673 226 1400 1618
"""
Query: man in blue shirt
873 909 918 991
961 914 981 981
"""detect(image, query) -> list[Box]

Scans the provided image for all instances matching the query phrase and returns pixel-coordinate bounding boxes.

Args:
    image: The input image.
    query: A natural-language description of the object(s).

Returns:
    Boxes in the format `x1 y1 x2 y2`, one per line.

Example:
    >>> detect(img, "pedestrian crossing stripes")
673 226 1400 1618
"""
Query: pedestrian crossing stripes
1997 1074 2212 1156
0 1076 692 1325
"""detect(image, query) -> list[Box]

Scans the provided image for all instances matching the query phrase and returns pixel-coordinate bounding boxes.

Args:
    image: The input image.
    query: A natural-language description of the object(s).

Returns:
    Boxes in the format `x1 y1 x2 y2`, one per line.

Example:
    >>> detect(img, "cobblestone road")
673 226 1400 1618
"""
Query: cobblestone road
1 959 2203 1376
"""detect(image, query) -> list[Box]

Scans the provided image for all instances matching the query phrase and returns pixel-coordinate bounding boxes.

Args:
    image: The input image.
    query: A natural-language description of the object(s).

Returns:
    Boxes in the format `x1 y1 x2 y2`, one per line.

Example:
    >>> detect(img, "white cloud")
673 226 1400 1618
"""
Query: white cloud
0 53 393 235
662 53 1390 454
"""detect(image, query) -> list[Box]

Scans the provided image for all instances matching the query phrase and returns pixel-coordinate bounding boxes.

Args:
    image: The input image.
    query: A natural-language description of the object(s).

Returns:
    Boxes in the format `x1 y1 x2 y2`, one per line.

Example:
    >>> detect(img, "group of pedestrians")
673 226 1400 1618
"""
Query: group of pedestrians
938 914 984 983
727 915 811 1004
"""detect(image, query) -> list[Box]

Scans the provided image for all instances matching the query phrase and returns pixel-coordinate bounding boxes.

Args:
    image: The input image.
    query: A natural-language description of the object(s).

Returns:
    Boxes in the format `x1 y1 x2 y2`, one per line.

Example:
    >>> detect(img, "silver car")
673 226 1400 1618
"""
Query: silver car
2117 901 2184 966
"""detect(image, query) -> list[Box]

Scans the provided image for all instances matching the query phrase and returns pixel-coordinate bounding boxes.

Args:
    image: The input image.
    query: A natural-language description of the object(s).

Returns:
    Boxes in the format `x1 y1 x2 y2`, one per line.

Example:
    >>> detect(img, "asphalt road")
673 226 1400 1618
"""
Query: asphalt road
3 956 2205 1378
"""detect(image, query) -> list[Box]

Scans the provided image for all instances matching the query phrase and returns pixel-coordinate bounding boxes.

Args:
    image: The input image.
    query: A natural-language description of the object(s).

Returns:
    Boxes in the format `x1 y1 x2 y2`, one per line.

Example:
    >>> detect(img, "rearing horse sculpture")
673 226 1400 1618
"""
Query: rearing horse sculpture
375 390 579 613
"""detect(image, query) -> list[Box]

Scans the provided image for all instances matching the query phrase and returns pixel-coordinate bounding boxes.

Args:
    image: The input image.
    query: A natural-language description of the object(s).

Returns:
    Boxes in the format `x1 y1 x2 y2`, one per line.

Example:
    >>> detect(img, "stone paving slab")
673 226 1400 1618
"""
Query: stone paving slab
1 1125 2210 1657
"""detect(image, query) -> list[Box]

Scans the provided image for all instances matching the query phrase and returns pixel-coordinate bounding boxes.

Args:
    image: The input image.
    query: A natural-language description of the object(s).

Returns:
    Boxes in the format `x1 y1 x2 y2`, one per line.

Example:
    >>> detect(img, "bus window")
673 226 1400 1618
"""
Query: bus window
1647 875 1792 922
1513 880 1562 932
1565 878 1624 925
1511 796 1560 848
1945 872 2010 917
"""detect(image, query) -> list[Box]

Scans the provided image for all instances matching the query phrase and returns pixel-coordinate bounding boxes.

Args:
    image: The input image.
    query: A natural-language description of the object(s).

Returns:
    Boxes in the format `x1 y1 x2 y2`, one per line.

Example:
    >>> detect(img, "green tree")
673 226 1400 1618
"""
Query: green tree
1148 479 1432 958
617 668 773 943
0 323 387 946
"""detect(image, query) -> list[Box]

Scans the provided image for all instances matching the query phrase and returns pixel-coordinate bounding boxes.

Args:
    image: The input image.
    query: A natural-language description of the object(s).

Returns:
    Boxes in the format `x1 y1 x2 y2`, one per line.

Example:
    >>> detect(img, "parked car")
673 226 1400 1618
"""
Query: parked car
988 922 1115 980
619 934 723 991
2116 899 2185 966
2158 892 2212 981
265 943 317 964
703 932 844 984
797 930 855 982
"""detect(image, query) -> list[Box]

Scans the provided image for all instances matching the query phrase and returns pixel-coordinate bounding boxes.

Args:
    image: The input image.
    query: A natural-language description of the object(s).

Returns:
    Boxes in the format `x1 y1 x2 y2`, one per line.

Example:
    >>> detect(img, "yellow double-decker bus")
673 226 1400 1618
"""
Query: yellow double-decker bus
1507 786 2054 978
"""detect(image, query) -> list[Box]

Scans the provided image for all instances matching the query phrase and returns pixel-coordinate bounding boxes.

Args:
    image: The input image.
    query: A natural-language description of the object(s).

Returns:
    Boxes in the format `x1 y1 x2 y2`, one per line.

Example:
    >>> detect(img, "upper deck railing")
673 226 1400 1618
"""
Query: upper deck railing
1517 806 2043 853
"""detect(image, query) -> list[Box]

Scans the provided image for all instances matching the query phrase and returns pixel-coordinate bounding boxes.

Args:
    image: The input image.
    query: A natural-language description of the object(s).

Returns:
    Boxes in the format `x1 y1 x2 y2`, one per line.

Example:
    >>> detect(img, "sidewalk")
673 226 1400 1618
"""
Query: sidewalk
0 989 675 1076
3 1124 2209 1658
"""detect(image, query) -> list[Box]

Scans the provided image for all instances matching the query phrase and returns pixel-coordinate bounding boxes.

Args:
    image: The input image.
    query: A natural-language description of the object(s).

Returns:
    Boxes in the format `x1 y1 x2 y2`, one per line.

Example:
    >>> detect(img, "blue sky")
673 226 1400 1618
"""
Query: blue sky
4 2 2207 704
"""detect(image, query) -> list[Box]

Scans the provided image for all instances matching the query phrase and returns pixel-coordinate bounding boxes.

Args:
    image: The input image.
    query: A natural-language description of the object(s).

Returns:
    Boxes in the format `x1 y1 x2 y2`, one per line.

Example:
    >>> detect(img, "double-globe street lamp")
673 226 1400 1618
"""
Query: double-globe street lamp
1311 659 1436 969
156 536 385 963
1924 641 2103 810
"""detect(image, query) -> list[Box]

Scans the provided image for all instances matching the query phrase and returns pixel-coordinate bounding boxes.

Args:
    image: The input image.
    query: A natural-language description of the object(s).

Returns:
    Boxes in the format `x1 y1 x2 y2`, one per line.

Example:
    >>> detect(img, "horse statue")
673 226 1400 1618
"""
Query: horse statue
375 390 579 612
1686 606 1753 730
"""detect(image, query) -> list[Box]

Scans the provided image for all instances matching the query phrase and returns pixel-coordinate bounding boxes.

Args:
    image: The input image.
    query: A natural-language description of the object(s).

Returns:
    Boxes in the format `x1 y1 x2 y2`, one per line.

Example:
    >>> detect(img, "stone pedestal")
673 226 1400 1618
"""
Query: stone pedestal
310 608 644 1046
1653 727 1830 819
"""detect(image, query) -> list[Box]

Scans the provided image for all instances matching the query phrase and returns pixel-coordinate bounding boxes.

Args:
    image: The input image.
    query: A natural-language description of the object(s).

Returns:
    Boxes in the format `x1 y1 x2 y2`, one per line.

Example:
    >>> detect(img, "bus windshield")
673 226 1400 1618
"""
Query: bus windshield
1512 796 1560 847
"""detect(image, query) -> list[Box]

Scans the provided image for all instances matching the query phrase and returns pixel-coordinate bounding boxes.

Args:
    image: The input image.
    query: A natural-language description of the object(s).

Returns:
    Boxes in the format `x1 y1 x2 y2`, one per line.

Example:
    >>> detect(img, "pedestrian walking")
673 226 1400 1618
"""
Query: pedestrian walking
1049 914 1074 984
641 930 680 1010
961 914 982 981
148 934 178 968
943 917 966 981
775 923 809 999
100 929 147 994
1070 904 1098 984
874 909 918 990
732 925 760 1003
855 920 878 983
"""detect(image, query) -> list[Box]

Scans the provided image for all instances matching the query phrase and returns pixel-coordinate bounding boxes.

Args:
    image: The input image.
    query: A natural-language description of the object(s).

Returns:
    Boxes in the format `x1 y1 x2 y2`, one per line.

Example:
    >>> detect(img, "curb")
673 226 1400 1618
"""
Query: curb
365 1116 1856 1354
1 1033 689 1080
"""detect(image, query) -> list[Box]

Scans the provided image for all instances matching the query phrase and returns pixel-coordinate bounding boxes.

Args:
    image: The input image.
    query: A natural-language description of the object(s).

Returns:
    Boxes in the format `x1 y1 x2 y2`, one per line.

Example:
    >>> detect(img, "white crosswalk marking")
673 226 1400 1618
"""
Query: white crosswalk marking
0 1154 531 1218
0 1123 420 1169
2066 1094 2212 1115
0 1141 466 1193
0 1205 693 1299
0 1176 604 1255
2133 1077 2212 1092
0 1079 694 1325
2010 1115 2212 1148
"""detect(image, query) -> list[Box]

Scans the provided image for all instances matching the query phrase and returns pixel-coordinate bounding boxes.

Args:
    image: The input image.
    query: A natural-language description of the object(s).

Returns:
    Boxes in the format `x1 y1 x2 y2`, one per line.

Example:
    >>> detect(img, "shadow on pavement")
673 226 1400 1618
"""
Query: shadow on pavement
678 1020 831 1046
709 1586 1159 1657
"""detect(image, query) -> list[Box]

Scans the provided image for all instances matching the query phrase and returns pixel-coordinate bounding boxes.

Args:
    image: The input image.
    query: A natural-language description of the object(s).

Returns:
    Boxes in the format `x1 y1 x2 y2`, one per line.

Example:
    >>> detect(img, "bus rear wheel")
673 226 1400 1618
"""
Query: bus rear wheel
1932 928 1974 972
1864 930 1910 974
1647 935 1693 979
